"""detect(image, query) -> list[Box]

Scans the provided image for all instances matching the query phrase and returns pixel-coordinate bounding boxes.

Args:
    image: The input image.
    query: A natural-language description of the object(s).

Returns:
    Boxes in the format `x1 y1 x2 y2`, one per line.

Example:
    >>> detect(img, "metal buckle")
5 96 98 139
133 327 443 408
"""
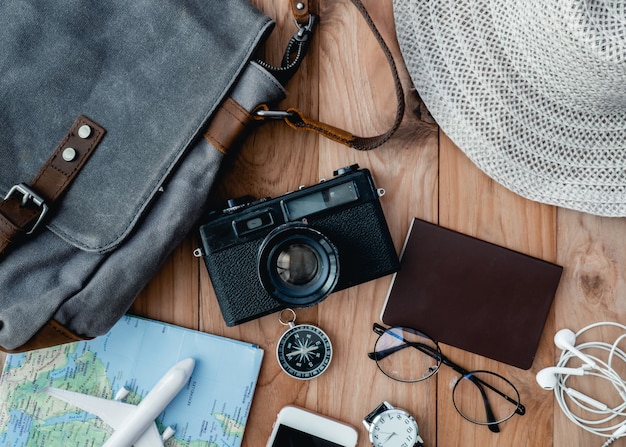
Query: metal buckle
254 109 295 120
4 183 49 234
293 14 317 42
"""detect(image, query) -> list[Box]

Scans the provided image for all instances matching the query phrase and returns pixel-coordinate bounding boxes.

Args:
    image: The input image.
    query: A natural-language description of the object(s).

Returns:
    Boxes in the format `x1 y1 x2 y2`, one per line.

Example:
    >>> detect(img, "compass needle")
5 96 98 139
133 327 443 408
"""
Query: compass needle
276 308 333 380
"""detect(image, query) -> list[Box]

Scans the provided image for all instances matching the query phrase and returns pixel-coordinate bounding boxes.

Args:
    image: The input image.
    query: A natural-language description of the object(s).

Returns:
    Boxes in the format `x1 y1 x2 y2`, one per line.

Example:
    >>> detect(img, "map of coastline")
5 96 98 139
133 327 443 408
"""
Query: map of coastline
0 315 264 447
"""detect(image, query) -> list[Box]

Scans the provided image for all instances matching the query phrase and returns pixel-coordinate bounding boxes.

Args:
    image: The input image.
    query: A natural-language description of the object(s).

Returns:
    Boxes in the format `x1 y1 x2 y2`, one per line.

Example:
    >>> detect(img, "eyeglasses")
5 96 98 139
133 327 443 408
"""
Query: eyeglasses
368 323 526 432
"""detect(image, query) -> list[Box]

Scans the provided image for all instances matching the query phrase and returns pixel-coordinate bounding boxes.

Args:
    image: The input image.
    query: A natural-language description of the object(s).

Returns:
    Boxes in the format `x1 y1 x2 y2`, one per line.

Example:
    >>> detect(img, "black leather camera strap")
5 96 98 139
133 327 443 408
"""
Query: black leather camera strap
257 0 405 151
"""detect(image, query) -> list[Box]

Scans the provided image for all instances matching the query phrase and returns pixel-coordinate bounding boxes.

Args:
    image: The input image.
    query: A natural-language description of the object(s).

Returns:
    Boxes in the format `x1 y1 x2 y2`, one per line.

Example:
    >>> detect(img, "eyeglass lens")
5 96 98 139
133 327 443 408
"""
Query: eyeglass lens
372 326 441 382
452 370 522 425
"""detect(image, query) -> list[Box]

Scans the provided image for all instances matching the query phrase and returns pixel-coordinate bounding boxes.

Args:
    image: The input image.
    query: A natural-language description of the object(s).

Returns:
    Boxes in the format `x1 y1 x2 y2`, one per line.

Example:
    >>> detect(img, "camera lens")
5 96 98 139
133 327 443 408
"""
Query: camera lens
276 244 319 285
258 223 339 307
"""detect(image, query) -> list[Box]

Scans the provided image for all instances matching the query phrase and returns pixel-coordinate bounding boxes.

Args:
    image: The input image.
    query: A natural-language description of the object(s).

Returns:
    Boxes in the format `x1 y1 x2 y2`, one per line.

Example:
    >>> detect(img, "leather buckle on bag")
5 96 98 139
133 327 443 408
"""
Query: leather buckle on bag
4 183 49 234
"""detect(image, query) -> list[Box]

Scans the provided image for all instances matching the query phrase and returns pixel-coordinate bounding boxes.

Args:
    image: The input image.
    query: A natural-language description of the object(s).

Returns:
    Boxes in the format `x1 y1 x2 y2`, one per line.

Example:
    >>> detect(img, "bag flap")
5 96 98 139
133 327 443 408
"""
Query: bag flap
0 0 273 253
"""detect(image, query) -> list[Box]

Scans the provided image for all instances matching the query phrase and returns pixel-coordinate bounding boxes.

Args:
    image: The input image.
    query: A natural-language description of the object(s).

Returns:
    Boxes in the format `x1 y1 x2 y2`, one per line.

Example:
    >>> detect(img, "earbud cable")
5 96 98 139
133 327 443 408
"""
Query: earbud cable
552 322 626 445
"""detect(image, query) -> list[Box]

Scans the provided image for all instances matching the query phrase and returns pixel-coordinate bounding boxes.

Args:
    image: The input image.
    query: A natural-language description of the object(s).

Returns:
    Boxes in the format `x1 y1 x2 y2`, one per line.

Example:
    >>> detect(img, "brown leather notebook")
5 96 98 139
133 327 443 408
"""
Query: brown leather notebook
380 218 562 369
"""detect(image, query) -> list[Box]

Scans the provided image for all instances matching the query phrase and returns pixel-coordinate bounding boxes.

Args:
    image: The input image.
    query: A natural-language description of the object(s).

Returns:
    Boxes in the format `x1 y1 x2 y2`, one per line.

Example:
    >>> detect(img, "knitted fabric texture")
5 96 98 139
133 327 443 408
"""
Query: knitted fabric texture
393 0 626 216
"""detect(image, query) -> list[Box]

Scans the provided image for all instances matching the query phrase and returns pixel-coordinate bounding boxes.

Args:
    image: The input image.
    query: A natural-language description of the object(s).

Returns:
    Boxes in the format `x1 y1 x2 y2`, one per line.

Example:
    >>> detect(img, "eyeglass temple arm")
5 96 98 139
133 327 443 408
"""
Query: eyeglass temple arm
468 374 501 433
437 352 526 417
461 371 526 416
370 324 458 368
371 323 441 360
368 340 438 361
435 355 508 432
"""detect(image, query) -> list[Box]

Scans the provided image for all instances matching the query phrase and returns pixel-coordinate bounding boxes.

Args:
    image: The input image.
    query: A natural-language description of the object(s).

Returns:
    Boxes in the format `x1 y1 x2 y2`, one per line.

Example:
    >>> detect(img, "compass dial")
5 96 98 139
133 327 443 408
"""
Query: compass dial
276 323 332 380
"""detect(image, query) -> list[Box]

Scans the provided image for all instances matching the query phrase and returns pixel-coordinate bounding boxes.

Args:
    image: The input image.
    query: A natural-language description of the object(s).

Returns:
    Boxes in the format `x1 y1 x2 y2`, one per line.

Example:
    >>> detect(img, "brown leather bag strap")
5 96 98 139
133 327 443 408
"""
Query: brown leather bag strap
0 115 105 255
258 0 405 151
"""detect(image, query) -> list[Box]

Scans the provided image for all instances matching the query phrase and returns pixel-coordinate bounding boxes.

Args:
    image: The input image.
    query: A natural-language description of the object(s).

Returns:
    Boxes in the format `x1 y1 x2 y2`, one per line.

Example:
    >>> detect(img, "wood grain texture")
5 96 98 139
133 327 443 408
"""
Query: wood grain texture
3 2 626 447
438 131 557 446
553 212 626 447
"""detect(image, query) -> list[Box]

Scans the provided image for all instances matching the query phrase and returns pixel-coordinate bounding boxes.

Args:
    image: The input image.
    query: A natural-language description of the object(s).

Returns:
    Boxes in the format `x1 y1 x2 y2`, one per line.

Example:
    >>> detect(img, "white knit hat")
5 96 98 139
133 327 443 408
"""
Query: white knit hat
393 0 626 216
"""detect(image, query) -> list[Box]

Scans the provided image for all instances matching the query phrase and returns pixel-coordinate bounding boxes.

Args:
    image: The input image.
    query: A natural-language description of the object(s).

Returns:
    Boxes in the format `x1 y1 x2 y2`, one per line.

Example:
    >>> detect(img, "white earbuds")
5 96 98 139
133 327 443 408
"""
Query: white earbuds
535 367 609 411
554 328 597 368
535 366 587 390
537 323 626 442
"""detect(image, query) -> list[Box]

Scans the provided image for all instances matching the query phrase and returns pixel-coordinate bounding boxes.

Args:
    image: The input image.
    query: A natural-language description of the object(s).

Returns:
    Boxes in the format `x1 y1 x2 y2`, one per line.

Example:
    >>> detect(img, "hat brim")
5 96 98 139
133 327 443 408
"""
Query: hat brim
393 0 626 216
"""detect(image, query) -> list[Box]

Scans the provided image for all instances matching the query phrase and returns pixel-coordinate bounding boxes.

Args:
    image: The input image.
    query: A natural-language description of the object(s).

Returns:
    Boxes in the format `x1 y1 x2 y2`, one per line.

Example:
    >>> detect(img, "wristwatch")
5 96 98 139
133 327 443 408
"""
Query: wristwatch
363 401 424 447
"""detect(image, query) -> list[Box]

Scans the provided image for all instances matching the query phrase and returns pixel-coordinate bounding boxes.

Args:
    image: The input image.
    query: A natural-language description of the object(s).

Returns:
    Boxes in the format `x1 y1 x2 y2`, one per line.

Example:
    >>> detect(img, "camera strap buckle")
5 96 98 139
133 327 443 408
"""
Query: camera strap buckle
254 109 296 120
254 0 406 152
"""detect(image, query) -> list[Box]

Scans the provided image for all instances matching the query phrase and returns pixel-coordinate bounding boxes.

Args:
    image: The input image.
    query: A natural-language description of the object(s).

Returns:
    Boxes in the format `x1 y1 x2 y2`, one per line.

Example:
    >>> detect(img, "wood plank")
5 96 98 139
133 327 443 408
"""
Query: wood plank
316 0 439 445
553 211 626 446
438 131 557 446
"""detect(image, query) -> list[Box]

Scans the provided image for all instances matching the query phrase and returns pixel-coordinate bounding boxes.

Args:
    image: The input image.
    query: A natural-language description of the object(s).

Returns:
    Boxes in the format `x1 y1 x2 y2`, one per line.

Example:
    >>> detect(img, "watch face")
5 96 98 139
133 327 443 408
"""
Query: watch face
370 409 419 447
276 323 332 380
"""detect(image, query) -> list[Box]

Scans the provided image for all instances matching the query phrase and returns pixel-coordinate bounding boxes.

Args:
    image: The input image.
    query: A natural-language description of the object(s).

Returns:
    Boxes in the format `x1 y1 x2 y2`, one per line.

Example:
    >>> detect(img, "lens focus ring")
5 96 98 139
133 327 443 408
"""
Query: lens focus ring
258 223 339 307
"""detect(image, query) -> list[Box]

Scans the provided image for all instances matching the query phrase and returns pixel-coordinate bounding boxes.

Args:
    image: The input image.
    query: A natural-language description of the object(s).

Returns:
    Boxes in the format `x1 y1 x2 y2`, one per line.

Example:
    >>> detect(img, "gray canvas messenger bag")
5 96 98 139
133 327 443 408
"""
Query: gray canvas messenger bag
0 0 404 352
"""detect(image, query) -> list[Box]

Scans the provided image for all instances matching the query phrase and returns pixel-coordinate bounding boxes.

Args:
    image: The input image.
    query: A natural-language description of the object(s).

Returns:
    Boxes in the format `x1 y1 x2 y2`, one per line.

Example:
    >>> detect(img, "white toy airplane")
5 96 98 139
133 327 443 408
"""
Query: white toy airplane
42 357 195 447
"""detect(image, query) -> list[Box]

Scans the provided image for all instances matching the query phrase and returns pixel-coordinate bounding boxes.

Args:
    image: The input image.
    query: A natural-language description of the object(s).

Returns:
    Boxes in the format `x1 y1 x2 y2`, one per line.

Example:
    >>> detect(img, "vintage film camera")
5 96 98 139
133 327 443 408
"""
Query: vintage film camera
198 165 400 326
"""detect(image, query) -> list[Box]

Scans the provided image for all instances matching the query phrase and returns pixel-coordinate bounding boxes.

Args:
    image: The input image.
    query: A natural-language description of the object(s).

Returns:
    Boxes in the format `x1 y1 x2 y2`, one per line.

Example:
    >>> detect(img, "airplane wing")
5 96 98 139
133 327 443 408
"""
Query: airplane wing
43 387 166 446
132 422 164 447
43 386 136 428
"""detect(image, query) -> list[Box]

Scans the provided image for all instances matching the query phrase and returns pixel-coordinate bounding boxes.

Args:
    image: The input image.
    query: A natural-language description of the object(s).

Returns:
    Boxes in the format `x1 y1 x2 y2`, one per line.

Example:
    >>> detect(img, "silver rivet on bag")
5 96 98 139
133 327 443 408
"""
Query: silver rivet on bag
296 2 305 10
62 147 77 162
78 124 92 139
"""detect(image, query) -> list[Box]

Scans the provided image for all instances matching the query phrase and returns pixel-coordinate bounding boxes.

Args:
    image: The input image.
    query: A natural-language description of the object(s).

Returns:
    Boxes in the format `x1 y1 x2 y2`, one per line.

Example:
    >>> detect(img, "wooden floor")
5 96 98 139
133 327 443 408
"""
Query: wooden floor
4 1 626 446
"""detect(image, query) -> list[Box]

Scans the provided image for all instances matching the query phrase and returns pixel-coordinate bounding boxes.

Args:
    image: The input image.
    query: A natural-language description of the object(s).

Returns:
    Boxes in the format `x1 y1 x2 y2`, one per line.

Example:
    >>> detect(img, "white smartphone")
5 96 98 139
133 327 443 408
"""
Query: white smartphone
265 405 359 447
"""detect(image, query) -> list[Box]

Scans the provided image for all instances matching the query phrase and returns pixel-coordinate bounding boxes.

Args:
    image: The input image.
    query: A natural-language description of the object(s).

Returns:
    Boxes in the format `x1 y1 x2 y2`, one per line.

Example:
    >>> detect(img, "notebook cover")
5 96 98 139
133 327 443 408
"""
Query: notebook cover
380 218 562 369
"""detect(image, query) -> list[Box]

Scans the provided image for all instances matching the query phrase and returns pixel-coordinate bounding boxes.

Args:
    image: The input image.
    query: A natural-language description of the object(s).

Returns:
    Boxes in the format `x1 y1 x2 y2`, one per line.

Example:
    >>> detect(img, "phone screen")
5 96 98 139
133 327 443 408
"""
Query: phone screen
271 424 344 447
